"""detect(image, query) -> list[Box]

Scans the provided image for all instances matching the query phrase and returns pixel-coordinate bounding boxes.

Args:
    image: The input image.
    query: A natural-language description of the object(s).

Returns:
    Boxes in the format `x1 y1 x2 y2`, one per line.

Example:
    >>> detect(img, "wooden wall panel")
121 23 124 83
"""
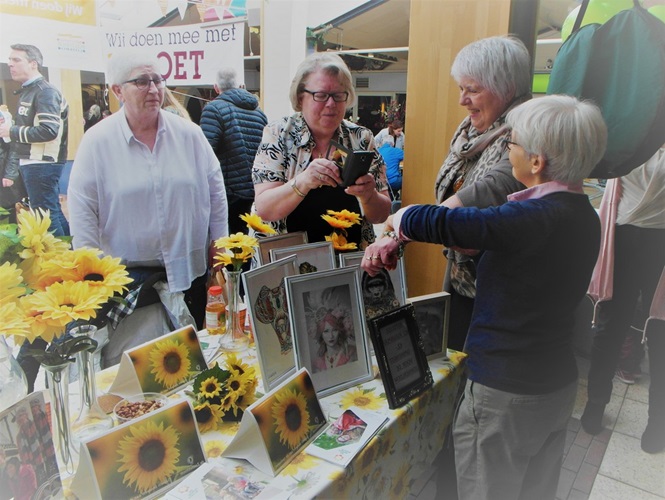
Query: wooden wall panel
59 69 83 161
403 0 512 297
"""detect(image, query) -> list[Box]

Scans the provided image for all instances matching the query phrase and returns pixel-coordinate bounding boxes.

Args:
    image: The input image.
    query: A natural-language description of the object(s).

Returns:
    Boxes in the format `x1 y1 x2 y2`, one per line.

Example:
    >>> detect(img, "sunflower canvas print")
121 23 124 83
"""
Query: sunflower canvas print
74 400 205 500
118 326 208 395
222 368 326 476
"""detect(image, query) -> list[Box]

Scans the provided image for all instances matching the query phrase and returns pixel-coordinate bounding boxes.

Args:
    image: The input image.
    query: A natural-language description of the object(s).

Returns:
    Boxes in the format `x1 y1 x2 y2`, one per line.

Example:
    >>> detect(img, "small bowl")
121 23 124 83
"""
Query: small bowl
113 393 168 424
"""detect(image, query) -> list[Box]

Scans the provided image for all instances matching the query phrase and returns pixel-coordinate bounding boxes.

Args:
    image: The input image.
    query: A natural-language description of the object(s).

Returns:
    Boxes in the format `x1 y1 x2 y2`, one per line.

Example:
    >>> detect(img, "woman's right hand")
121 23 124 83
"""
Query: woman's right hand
301 158 342 190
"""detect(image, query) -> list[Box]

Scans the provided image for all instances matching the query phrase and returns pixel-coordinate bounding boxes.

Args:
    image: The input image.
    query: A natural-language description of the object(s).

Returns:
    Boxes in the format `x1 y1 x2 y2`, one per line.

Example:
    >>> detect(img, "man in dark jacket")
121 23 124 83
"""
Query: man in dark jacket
200 68 267 234
0 44 69 236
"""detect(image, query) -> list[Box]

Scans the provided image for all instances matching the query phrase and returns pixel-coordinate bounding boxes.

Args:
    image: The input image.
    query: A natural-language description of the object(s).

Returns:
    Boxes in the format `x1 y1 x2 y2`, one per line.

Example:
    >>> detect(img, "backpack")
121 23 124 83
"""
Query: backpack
547 0 665 178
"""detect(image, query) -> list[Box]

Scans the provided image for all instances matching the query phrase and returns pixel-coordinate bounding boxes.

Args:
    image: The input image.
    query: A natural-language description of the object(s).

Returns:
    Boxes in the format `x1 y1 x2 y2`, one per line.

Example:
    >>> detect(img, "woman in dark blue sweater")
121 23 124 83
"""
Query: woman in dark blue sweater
363 95 607 500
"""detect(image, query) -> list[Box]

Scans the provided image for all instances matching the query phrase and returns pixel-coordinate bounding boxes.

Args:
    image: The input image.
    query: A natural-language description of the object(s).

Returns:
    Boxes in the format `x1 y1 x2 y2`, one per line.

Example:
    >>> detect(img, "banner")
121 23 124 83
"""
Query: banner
0 0 96 26
103 20 245 86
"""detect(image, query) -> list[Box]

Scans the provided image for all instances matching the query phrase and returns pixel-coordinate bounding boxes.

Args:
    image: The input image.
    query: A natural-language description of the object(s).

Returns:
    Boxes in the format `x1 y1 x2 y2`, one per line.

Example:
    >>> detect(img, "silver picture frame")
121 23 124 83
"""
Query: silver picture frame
284 267 373 398
269 241 336 275
242 255 299 391
256 231 308 266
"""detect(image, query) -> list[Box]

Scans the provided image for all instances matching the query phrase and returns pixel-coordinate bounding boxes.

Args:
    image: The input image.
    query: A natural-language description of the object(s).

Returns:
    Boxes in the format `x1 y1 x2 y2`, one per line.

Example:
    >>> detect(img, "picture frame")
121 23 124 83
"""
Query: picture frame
408 291 451 361
242 255 299 392
256 231 308 266
284 267 373 398
269 241 336 275
338 251 407 317
368 304 433 409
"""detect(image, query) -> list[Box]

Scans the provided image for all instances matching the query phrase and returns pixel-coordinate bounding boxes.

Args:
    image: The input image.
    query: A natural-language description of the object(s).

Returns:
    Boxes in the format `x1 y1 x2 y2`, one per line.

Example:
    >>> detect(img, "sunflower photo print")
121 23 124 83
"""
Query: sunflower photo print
129 326 207 393
250 370 326 473
86 401 205 498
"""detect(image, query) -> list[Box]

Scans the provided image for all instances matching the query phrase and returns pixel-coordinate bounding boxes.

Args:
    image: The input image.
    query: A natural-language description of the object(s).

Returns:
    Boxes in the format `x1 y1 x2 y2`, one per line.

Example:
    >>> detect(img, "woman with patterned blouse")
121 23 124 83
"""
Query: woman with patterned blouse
251 52 391 248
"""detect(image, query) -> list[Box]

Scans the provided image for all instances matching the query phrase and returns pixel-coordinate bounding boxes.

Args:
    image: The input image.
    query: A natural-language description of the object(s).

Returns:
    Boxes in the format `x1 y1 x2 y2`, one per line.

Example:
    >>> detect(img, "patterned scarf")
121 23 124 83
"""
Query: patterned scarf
434 96 529 298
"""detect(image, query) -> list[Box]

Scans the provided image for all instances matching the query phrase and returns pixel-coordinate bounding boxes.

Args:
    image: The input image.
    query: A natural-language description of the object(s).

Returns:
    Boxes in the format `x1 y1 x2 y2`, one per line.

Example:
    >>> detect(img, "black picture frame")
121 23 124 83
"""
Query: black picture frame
368 304 433 409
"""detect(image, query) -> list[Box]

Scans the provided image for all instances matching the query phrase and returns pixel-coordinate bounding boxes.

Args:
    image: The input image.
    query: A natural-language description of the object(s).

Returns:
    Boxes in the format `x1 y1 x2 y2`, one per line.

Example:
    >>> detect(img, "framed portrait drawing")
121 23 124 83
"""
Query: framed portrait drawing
368 304 433 409
338 251 407 319
408 291 450 361
284 267 373 398
242 255 299 391
256 231 308 266
269 241 336 275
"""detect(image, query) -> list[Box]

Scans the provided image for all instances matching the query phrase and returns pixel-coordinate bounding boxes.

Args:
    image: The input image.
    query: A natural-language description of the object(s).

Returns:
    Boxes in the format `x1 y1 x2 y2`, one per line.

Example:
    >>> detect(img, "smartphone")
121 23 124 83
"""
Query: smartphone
327 141 374 187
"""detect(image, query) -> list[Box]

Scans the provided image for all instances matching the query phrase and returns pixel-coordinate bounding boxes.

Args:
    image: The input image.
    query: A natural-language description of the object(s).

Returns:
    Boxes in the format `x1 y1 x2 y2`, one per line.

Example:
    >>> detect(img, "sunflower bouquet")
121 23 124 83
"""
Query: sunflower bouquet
0 208 132 350
322 209 362 252
191 353 259 431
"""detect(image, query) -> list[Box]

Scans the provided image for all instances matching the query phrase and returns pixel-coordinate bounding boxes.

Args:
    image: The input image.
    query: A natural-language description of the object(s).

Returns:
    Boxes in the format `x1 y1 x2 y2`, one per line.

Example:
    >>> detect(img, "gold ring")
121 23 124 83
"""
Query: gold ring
365 256 373 261
318 174 323 181
371 256 380 260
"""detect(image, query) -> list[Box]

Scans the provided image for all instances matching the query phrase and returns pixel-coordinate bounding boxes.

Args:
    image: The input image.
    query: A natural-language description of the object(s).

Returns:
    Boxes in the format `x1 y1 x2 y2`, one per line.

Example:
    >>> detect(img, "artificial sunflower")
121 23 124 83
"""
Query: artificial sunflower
0 302 31 341
321 213 356 230
62 250 131 295
325 232 358 251
271 388 311 449
16 208 69 261
240 213 277 235
327 209 362 225
117 420 180 495
148 339 192 389
339 387 384 410
223 352 253 376
0 262 25 305
226 370 252 402
194 401 223 433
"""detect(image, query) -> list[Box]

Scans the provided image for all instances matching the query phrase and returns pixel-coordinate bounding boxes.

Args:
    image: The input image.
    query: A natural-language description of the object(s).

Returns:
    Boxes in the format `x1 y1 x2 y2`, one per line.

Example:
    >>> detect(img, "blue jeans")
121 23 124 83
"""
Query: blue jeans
19 162 69 236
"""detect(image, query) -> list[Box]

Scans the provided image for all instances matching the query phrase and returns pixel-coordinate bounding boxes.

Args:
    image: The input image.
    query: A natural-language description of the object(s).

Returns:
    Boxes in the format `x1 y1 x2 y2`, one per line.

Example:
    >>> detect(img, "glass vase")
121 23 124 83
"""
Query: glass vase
69 324 113 440
44 362 79 477
0 336 28 413
219 269 249 352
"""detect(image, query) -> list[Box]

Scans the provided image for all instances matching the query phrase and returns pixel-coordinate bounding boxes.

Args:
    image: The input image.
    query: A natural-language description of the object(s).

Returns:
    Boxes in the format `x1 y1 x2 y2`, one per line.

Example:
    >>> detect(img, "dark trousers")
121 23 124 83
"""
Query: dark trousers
586 225 665 424
448 289 475 352
19 162 69 236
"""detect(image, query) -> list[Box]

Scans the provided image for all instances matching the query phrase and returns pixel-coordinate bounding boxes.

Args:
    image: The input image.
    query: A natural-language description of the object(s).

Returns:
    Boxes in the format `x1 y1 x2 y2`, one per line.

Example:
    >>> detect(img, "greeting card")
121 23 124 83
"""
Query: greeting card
222 368 327 476
108 325 208 397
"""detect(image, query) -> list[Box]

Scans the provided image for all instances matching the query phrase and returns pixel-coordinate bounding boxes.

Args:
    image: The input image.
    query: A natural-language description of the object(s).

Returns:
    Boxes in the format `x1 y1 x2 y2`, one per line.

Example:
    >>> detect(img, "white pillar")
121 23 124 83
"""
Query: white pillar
260 0 309 122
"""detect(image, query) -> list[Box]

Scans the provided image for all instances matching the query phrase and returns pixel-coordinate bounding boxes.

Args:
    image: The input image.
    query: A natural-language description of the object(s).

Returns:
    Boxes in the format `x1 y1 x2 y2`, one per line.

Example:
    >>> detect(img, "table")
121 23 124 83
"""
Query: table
85 340 467 498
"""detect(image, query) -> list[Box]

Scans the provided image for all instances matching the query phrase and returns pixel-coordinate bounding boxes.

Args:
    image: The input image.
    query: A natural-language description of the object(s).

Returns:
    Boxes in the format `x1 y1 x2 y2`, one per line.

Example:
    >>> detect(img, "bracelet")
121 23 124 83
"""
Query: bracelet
290 178 306 198
382 230 405 258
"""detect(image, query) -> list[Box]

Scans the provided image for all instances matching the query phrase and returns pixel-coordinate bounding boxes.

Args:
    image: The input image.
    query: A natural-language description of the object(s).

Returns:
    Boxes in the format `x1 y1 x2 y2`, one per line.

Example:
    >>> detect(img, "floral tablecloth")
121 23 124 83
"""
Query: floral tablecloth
89 339 467 499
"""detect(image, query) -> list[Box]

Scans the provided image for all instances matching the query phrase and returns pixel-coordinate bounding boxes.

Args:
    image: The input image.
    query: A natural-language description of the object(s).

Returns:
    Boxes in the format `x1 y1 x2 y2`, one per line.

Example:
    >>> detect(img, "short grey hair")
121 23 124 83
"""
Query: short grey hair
377 134 395 148
451 36 531 104
506 95 607 184
10 44 43 67
107 50 162 86
289 52 355 112
216 67 237 92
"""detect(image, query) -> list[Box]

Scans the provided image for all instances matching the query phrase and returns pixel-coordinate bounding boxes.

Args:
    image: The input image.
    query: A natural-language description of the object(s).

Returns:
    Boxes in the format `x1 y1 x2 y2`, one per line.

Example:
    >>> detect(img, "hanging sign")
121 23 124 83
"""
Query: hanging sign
103 20 245 86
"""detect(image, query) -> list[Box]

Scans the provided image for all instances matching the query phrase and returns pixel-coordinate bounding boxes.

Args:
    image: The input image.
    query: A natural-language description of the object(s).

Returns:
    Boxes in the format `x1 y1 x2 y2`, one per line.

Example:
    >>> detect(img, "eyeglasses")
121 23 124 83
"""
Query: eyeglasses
502 138 521 151
303 89 349 103
123 77 167 90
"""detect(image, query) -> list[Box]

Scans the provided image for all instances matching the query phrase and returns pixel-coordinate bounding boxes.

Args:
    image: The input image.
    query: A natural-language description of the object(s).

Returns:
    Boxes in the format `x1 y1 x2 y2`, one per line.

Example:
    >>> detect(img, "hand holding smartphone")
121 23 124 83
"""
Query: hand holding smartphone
327 141 374 188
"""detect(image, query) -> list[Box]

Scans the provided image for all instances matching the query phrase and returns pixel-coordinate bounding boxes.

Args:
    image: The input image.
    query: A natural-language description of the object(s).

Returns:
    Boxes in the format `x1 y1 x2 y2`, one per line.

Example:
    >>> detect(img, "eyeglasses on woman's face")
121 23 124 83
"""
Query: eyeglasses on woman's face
303 89 349 103
123 77 167 91
502 137 521 152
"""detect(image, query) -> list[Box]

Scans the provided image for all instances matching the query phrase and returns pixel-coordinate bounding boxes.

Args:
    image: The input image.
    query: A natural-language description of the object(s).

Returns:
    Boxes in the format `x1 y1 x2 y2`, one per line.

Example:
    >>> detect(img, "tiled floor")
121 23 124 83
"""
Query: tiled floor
410 354 665 500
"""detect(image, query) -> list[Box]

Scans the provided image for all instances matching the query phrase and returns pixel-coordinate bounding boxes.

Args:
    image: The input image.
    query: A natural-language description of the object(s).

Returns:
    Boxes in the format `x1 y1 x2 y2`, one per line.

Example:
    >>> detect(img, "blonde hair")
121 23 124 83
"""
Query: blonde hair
162 88 191 121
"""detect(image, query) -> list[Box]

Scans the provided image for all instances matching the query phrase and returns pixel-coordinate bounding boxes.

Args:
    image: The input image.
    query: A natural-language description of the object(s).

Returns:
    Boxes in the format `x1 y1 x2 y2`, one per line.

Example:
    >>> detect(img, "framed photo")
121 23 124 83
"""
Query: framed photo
368 304 433 409
284 267 373 398
269 241 336 275
338 251 407 318
408 291 450 361
242 255 299 392
256 231 308 266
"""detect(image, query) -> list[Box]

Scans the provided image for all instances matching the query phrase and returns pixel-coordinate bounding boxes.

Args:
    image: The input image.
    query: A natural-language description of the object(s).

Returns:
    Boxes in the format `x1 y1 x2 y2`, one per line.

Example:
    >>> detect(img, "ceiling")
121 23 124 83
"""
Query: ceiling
309 0 579 72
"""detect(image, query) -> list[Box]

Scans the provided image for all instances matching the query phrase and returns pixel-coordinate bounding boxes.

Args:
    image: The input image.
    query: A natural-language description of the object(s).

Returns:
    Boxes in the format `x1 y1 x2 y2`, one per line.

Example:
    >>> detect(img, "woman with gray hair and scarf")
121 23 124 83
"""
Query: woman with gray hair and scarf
435 35 532 351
